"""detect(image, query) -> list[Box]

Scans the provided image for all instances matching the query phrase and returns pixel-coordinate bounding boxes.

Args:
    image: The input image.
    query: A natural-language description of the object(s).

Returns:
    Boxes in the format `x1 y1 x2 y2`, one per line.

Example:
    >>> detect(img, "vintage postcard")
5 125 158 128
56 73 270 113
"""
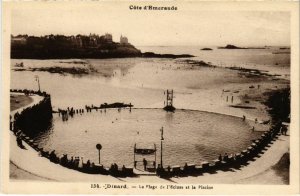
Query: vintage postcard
1 1 299 194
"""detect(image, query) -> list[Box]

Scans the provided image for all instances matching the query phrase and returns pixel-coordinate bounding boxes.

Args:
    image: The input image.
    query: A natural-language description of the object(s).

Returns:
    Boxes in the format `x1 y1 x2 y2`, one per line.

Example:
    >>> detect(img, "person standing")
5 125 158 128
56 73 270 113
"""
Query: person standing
143 158 147 171
218 154 223 161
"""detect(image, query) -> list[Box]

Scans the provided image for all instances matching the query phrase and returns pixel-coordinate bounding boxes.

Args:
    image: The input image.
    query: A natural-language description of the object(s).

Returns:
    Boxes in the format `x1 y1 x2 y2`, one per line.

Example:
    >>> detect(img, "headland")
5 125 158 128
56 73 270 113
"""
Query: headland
11 34 193 59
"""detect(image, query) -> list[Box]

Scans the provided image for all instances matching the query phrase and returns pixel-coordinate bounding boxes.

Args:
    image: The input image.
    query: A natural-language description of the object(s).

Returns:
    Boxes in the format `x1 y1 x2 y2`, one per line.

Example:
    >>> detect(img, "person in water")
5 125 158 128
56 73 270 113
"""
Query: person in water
218 154 223 161
86 160 91 169
184 163 188 171
223 153 229 162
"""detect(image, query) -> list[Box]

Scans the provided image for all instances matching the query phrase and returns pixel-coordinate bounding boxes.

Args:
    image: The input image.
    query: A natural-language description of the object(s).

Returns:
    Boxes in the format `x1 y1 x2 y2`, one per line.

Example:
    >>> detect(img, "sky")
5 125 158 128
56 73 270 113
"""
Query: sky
11 3 290 46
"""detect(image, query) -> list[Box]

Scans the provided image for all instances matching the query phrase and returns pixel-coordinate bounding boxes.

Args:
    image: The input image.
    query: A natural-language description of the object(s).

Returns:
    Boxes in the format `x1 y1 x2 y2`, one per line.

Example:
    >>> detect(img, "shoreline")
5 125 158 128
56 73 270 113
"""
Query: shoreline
11 51 194 60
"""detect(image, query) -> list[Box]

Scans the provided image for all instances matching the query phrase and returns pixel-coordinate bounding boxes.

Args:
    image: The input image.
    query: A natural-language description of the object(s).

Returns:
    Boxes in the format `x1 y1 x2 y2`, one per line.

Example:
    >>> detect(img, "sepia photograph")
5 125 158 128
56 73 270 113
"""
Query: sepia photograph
1 1 299 194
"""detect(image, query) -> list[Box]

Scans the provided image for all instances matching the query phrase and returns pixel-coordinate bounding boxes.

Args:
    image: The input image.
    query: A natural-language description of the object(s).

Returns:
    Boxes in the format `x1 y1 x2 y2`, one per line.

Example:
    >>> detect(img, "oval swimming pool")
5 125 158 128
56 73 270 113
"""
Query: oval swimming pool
32 108 261 168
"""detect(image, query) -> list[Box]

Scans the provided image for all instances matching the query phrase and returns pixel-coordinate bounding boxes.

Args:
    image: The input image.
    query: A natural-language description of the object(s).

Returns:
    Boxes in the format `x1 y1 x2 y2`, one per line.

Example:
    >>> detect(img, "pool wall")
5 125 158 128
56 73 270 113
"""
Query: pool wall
11 89 53 136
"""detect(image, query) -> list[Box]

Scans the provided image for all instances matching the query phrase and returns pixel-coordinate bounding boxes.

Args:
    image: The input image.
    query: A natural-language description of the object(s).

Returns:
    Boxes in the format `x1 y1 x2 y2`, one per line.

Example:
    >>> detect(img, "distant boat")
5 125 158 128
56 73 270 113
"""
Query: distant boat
201 48 213 51
15 62 24 67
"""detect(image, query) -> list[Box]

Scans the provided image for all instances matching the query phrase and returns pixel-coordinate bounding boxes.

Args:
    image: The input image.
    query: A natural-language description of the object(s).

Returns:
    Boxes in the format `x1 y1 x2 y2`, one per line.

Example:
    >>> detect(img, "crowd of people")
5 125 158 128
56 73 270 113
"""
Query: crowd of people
218 153 236 162
57 102 135 122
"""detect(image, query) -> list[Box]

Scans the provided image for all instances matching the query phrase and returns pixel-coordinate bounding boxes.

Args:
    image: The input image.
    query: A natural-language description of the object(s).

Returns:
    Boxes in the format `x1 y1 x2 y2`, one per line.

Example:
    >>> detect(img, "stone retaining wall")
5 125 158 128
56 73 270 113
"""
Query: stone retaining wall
11 89 53 137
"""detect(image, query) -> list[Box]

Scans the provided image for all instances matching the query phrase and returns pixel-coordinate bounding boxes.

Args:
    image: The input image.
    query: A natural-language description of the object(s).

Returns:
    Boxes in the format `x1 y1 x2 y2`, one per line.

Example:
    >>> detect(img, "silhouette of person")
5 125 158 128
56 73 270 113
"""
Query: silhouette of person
143 158 147 171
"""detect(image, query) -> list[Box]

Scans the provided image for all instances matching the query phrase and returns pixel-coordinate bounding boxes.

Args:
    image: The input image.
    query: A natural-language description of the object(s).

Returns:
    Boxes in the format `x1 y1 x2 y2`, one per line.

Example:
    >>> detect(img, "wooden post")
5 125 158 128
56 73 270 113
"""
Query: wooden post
166 90 169 106
98 149 101 164
35 75 41 92
154 144 157 168
160 127 164 168
171 89 173 106
134 143 136 168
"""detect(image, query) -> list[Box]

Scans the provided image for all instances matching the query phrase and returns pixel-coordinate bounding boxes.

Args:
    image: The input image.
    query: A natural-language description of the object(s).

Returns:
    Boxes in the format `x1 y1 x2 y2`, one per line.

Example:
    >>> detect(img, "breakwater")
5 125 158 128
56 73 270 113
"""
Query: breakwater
10 89 288 178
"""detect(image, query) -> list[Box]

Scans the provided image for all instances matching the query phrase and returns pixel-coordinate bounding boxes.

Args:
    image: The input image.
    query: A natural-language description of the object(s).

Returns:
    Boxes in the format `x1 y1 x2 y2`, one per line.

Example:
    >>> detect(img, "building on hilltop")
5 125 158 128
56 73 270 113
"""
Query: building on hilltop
120 35 129 45
75 35 83 47
104 33 113 43
11 33 120 49
89 33 98 47
11 35 27 45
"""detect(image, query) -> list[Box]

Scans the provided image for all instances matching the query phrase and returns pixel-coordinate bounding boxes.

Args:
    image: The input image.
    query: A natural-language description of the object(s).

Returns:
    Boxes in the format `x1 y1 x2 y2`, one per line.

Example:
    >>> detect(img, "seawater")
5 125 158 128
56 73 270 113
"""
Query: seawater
10 45 290 167
32 109 261 167
139 46 290 70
